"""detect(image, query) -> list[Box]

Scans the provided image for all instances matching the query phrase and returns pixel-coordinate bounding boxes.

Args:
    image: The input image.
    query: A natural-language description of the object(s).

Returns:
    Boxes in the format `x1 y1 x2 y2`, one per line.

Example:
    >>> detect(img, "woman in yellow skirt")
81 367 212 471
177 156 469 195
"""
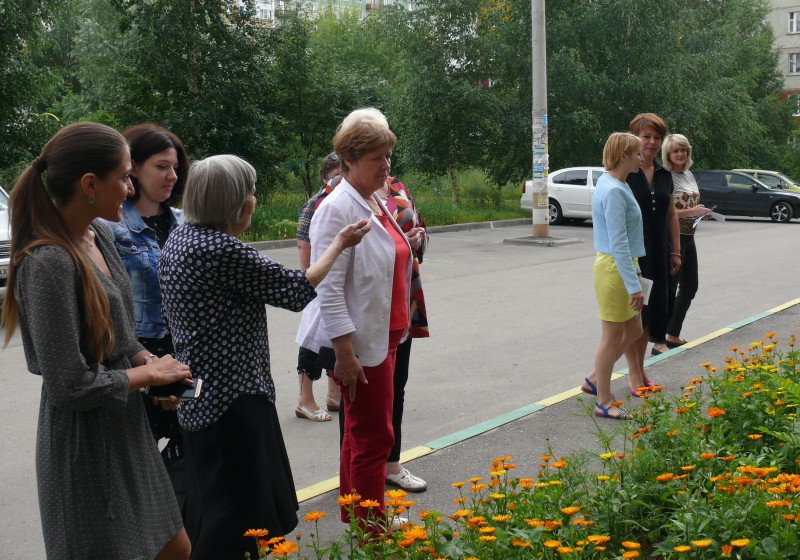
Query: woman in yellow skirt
580 133 645 420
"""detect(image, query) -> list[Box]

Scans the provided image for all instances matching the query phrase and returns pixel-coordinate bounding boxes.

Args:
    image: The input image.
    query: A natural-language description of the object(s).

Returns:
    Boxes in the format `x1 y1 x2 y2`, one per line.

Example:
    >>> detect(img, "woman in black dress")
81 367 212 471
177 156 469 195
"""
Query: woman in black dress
624 113 681 394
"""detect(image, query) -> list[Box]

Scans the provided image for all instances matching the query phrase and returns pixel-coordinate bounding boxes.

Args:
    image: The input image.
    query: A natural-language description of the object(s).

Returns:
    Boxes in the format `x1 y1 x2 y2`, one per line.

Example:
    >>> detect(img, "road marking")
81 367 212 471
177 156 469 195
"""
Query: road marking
296 299 800 503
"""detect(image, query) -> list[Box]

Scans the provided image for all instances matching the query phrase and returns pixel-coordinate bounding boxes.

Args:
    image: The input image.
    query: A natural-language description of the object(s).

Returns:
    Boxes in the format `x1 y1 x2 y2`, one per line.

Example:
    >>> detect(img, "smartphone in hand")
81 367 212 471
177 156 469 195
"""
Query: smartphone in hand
145 379 203 400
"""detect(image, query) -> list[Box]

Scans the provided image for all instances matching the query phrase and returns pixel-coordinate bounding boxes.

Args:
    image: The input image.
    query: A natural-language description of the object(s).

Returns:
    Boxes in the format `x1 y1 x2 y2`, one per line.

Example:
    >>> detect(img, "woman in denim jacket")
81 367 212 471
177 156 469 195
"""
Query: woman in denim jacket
100 123 196 535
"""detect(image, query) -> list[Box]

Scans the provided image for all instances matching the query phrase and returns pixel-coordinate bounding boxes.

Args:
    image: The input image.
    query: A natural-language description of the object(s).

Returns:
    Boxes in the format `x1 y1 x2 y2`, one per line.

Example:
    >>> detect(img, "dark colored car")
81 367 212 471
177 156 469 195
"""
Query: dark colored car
693 170 800 223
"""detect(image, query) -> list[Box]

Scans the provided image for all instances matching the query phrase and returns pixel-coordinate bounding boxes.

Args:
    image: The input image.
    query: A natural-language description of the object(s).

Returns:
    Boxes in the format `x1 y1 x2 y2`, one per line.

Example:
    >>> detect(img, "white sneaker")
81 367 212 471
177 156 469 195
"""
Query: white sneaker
385 467 428 492
388 516 409 531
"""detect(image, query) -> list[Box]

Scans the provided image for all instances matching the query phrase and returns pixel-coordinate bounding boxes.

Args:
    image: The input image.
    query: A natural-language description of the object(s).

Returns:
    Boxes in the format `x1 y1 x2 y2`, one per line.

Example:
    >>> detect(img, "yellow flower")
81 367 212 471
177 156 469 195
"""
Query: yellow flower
359 499 379 508
731 538 751 547
674 545 692 552
492 514 512 522
540 455 552 462
560 506 581 516
468 477 482 483
748 434 763 440
656 473 675 482
622 541 641 549
511 538 531 547
478 535 497 542
478 527 496 534
337 492 361 506
597 475 610 481
490 493 505 500
543 539 562 548
766 500 791 508
243 528 268 538
450 509 473 520
304 511 326 522
599 452 616 460
622 552 640 559
451 481 466 488
385 488 408 499
692 539 712 548
681 465 695 472
471 483 487 492
551 461 568 468
270 541 298 557
557 546 574 554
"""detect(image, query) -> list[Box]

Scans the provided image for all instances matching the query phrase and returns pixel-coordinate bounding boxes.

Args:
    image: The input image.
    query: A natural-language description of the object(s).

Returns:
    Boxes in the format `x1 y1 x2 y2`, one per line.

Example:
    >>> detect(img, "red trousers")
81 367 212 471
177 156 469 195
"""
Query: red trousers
336 330 403 524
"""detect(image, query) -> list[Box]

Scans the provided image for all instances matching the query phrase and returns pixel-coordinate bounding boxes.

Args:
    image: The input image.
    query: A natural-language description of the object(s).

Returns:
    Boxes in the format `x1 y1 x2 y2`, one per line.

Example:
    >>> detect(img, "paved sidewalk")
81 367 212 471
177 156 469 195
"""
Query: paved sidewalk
294 299 800 545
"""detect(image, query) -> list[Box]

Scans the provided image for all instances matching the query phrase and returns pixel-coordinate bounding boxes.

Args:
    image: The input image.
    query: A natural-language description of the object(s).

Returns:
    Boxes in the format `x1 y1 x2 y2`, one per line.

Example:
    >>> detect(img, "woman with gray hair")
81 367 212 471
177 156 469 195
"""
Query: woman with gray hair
158 154 369 559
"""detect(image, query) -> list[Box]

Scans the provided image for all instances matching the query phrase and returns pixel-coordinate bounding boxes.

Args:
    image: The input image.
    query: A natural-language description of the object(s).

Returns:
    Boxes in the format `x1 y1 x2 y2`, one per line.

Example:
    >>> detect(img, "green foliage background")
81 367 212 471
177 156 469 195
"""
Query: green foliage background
2 0 799 202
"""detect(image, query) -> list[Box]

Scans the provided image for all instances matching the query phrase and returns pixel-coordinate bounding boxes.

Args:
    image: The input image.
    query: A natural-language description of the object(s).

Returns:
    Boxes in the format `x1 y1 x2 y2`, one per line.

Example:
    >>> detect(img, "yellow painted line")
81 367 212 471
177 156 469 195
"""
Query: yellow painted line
769 298 800 313
537 373 626 407
683 327 734 349
399 446 434 463
296 476 340 503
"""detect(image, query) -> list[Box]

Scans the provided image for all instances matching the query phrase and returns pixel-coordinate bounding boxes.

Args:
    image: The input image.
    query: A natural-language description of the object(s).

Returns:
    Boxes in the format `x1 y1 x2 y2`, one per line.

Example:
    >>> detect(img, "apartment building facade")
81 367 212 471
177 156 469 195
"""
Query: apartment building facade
249 0 410 22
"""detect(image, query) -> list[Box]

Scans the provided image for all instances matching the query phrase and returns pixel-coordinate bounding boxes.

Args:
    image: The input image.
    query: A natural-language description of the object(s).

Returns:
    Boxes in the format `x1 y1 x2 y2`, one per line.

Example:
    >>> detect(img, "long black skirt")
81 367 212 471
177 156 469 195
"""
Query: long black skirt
183 394 299 560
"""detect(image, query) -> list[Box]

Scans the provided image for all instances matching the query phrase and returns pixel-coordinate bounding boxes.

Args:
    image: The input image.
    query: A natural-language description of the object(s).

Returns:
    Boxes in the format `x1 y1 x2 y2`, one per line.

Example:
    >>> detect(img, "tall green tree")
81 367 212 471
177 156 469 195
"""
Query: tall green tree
0 0 61 185
372 0 498 202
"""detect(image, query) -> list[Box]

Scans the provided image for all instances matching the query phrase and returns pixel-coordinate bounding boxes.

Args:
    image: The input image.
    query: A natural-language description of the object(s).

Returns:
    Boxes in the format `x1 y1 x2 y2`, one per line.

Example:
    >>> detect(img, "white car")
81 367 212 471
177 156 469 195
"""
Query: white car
0 186 9 301
520 166 604 224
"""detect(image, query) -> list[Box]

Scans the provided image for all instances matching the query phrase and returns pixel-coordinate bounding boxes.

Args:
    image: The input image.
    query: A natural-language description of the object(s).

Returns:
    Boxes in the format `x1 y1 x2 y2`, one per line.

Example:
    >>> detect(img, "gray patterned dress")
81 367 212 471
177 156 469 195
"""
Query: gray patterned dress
15 221 182 559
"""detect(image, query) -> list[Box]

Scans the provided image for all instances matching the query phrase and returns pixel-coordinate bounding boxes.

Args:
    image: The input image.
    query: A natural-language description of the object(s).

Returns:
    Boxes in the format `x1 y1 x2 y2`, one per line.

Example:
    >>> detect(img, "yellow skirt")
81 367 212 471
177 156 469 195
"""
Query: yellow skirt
593 253 638 323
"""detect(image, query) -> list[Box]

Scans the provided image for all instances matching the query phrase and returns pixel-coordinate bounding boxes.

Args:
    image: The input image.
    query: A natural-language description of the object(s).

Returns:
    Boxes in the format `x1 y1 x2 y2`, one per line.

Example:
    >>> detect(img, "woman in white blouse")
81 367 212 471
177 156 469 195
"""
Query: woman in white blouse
661 134 710 349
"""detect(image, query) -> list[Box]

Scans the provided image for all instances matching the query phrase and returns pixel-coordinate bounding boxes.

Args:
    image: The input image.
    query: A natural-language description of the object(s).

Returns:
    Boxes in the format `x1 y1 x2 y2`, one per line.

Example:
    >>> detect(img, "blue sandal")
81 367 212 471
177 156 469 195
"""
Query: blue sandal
581 377 597 396
594 401 632 420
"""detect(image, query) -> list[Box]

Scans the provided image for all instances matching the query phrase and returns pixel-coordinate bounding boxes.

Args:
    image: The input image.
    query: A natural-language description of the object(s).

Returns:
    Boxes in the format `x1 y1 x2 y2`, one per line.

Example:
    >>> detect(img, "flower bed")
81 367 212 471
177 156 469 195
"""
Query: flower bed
244 330 800 559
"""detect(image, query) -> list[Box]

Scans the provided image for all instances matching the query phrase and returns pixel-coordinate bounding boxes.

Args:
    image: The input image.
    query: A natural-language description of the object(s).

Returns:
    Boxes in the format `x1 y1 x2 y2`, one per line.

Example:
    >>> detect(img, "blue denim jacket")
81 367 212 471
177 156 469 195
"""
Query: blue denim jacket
100 200 183 338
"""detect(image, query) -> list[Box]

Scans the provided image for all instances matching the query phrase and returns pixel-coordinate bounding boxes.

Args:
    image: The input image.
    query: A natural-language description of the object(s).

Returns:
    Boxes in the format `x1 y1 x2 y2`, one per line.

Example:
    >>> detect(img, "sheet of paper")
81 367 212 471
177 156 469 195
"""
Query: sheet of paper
693 211 725 228
639 276 653 306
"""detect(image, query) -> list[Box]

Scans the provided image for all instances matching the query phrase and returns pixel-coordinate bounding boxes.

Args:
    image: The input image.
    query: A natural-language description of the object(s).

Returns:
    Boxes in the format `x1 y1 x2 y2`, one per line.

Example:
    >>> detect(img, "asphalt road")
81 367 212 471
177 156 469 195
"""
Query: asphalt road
1 215 799 557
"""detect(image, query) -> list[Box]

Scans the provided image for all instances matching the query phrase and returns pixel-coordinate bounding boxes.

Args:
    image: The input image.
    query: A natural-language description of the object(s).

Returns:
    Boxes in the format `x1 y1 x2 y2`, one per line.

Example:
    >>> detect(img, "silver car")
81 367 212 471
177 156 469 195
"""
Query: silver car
0 185 10 301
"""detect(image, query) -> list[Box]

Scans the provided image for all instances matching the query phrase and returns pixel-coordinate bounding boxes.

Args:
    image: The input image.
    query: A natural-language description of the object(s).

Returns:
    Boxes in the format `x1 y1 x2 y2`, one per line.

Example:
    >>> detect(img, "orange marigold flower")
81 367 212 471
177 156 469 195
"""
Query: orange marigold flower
586 535 611 544
359 499 380 508
731 538 750 547
451 481 466 488
766 500 791 508
468 477 482 484
270 541 298 557
674 545 692 552
453 497 466 504
243 528 269 538
540 455 552 462
266 536 284 545
656 473 675 482
478 527 496 534
524 518 544 528
720 455 737 461
466 516 485 527
692 539 712 548
551 461 567 468
557 546 574 554
681 465 696 472
471 483 487 492
622 552 640 559
304 512 326 522
748 434 763 440
675 407 689 414
622 541 641 549
337 492 361 506
511 538 531 547
385 489 408 499
707 407 726 418
560 506 581 516
700 452 716 460
766 332 776 338
544 520 563 530
722 544 733 555
478 535 497 542
543 539 561 548
689 378 704 383
492 514 512 522
402 525 427 541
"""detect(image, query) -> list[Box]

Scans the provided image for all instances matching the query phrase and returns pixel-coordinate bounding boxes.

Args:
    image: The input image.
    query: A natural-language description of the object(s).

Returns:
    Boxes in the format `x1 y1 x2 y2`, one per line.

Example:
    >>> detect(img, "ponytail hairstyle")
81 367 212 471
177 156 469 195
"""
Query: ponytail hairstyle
1 122 129 362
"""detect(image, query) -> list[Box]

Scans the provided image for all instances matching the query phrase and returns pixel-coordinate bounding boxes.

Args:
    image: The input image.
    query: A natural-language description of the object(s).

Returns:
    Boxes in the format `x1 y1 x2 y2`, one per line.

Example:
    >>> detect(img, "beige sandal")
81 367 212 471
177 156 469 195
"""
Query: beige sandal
295 404 332 422
326 396 341 412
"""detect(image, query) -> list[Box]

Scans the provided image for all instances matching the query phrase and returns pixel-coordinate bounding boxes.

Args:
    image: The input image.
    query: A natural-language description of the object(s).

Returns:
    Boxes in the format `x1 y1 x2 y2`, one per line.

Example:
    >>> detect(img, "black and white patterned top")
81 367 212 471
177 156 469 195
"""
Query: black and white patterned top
159 223 316 432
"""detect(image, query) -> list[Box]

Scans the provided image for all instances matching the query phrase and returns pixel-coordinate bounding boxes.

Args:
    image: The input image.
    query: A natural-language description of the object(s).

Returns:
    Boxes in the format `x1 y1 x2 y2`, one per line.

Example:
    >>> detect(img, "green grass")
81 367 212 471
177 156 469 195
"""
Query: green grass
242 168 529 241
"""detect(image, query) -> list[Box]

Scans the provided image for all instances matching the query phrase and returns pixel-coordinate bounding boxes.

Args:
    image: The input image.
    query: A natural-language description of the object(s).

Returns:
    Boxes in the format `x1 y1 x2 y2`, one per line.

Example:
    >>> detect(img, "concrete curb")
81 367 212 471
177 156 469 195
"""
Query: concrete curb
247 218 534 252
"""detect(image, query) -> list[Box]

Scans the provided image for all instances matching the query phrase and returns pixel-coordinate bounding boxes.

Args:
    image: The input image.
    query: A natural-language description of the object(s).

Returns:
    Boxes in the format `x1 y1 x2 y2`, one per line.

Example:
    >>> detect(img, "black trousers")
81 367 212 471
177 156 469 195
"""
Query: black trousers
667 233 699 338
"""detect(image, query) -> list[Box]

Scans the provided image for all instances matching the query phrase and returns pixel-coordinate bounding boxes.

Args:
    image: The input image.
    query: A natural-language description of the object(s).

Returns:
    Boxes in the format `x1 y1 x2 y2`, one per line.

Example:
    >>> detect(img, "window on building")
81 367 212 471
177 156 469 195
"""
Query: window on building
790 52 800 74
791 12 800 33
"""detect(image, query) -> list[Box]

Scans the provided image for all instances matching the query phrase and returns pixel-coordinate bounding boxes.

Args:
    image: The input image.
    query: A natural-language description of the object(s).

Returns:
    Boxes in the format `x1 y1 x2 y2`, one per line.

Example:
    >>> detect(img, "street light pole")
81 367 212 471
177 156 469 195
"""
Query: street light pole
531 0 549 237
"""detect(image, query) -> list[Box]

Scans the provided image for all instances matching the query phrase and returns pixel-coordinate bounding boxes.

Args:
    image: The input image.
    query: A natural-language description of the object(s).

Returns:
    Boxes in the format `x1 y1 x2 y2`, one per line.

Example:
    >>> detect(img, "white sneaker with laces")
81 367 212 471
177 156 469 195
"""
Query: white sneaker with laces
385 467 427 492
